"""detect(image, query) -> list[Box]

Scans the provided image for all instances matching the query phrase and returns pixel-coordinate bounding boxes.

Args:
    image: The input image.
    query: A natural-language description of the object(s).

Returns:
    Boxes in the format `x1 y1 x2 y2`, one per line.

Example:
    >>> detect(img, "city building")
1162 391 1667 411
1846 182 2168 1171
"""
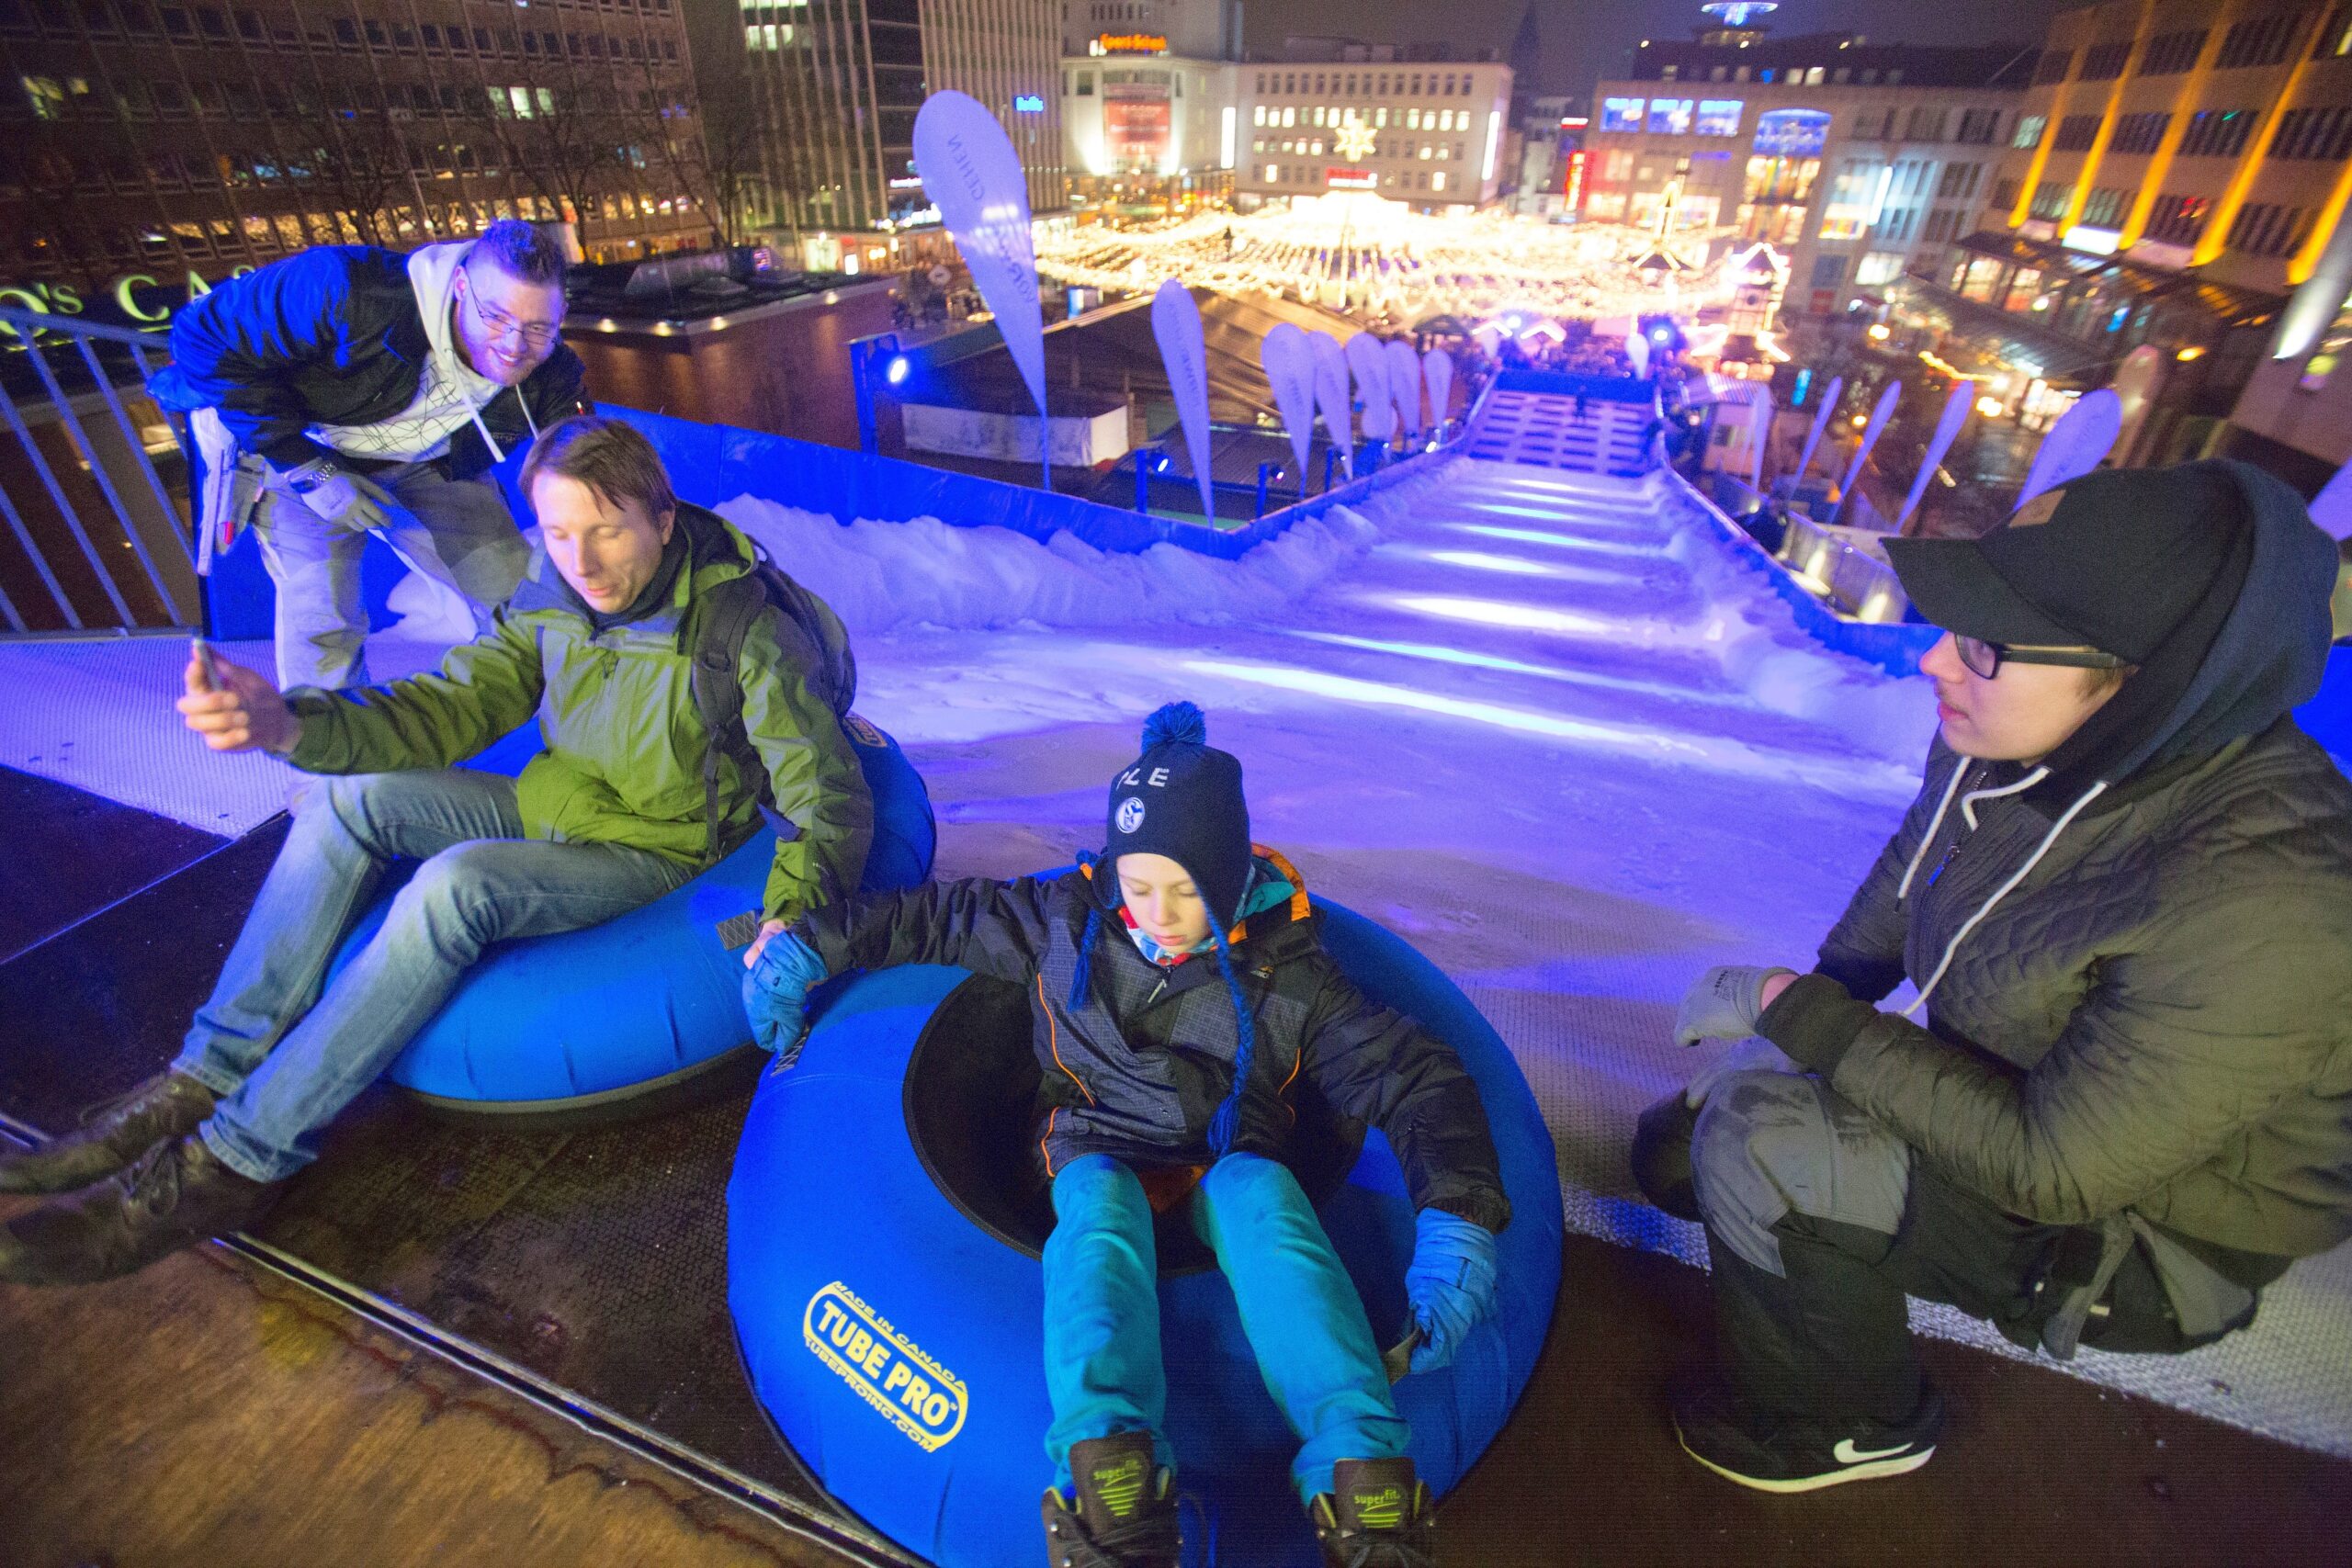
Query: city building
1506 96 1583 219
1235 39 1513 211
0 0 713 314
1058 0 1239 194
1581 17 2034 316
692 0 1063 272
1906 0 2352 481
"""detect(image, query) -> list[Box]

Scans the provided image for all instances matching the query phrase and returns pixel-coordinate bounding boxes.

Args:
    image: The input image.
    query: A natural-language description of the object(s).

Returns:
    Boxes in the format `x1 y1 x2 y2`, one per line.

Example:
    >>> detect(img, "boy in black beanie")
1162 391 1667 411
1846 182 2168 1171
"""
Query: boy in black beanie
742 703 1512 1568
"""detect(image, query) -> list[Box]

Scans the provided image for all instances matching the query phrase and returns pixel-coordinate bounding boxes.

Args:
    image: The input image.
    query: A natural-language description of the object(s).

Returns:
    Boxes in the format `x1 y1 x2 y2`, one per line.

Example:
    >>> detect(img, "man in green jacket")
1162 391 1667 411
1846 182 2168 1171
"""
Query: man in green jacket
0 415 873 1283
1635 462 2352 1492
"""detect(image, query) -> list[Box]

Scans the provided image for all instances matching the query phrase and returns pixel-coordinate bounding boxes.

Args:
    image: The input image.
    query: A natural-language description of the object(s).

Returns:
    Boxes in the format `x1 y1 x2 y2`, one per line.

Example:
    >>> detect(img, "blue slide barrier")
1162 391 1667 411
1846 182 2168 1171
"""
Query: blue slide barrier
320 716 936 1113
728 895 1564 1567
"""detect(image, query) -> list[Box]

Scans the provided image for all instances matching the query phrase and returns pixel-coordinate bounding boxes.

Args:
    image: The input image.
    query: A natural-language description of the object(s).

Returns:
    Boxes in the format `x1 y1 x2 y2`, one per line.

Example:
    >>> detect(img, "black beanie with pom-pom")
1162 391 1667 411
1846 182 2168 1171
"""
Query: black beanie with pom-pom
1100 701 1252 931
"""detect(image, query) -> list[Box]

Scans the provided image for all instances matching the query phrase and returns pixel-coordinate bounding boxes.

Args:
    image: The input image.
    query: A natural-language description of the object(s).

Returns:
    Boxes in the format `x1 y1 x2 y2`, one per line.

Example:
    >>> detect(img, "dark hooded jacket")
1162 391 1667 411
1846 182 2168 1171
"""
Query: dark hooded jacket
1761 460 2352 1265
794 850 1513 1234
158 243 587 479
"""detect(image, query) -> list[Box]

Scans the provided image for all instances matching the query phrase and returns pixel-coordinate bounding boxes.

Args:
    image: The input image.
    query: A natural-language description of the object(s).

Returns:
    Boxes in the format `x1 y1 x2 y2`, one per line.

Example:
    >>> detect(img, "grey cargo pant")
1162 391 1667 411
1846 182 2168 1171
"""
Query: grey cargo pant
253 460 529 690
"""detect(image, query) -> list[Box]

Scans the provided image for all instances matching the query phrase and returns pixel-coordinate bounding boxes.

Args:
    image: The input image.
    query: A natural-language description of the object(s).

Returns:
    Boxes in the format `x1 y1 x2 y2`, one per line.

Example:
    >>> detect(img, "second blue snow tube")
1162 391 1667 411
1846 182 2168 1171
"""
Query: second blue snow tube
727 896 1564 1567
322 714 935 1113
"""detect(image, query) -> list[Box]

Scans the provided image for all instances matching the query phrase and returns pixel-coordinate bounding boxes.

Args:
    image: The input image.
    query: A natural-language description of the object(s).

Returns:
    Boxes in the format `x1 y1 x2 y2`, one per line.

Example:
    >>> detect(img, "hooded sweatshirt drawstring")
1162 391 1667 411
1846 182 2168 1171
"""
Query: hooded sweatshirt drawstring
1896 762 1972 901
1903 778 2109 1019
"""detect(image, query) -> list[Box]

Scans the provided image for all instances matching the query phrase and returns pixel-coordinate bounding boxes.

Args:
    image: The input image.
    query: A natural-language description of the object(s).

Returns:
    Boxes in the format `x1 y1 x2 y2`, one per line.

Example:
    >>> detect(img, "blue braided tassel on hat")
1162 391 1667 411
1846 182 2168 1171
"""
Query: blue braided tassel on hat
1205 922 1259 1156
1068 850 1104 1010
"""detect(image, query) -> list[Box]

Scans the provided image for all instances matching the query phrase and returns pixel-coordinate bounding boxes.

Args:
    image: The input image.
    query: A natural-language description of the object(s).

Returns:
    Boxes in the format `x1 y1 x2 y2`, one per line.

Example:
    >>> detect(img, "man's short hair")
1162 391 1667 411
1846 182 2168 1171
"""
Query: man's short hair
521 415 677 520
470 219 567 288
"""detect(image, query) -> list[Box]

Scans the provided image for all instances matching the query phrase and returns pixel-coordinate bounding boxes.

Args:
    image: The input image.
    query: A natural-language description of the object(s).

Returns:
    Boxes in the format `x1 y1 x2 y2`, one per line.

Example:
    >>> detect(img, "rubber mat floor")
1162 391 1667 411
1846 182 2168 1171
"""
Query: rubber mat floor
6 765 2351 1568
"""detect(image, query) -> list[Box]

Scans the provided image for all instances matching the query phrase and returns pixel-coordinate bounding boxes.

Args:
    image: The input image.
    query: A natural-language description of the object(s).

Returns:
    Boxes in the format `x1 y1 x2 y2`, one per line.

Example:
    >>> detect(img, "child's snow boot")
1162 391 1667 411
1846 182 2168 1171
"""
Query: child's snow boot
1306 1456 1436 1568
1040 1432 1180 1568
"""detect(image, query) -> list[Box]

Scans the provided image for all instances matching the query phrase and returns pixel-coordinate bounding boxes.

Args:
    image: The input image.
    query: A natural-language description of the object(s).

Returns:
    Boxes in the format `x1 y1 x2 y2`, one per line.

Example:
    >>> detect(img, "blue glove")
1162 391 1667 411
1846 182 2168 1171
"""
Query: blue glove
1404 1208 1499 1374
741 931 831 1064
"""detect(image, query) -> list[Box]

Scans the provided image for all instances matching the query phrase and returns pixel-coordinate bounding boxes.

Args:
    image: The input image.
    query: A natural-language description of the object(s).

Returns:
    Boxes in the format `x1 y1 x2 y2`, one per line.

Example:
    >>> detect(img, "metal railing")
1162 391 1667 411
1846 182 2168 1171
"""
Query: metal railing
0 305 200 636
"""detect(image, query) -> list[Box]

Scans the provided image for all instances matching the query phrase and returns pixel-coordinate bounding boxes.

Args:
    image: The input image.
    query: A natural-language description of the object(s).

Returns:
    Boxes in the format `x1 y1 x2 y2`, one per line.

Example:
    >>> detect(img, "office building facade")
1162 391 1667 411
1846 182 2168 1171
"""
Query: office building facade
0 0 711 311
695 0 1061 269
1236 42 1513 210
1059 0 1238 212
1878 1 2352 481
1582 32 2031 316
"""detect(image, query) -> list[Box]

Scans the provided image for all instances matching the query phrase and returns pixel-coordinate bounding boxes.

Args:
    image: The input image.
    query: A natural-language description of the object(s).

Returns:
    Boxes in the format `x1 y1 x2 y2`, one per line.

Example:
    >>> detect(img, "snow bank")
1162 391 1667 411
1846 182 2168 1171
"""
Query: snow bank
1653 479 1939 763
716 475 1448 637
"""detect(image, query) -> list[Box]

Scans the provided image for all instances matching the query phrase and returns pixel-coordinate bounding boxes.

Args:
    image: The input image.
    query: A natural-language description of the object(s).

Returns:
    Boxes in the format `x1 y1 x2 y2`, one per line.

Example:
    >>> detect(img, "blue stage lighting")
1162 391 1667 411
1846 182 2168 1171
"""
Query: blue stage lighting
885 355 910 385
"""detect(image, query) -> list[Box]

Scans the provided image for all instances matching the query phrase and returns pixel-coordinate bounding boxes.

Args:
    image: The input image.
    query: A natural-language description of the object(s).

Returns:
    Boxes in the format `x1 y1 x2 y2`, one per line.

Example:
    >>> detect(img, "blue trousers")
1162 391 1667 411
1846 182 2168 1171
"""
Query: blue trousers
174 769 690 1182
1043 1152 1410 1503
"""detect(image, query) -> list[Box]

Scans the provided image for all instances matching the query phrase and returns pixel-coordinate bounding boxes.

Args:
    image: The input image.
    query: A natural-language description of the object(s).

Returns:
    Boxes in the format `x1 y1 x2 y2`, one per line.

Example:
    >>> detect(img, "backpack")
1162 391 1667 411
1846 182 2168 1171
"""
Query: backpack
684 539 858 865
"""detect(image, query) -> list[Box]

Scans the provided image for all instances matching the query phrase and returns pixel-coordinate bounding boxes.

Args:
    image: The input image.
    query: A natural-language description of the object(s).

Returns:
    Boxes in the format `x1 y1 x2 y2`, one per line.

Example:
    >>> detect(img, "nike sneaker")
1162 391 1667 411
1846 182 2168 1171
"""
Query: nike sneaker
1672 1382 1946 1494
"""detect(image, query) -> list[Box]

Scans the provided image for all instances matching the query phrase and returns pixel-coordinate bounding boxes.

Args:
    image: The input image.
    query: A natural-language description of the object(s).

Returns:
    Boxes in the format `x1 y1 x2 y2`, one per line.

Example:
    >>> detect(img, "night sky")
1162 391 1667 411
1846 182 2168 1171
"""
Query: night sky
1242 0 2076 103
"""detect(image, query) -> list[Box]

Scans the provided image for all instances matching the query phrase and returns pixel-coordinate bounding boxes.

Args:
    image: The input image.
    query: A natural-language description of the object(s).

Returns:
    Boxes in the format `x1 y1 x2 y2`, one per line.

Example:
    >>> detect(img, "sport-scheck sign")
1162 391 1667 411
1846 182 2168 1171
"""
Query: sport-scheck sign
0 267 239 339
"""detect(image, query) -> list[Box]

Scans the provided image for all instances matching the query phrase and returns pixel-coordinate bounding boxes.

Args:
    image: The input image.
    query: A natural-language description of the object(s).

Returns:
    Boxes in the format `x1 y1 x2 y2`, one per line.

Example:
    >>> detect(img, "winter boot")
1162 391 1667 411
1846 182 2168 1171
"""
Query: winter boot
0 1134 284 1285
0 1070 219 1195
1040 1432 1180 1568
1306 1457 1436 1568
1671 1379 1945 1493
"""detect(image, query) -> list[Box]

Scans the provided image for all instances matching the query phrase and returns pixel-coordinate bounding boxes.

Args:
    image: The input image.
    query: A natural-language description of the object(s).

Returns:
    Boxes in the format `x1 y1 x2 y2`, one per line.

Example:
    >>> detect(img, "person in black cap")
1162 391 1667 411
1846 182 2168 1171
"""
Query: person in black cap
741 702 1512 1567
1630 460 2352 1493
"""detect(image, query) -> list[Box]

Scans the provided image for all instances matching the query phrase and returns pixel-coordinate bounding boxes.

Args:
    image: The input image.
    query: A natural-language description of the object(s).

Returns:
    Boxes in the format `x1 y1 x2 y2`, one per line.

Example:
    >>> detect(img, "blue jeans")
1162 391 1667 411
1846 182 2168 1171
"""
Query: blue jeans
1042 1152 1411 1503
174 769 692 1182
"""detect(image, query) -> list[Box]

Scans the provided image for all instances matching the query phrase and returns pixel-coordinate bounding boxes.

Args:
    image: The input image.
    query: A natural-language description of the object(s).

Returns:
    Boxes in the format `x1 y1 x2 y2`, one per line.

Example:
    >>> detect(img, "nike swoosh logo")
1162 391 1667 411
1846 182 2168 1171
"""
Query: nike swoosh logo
1833 1438 1914 1464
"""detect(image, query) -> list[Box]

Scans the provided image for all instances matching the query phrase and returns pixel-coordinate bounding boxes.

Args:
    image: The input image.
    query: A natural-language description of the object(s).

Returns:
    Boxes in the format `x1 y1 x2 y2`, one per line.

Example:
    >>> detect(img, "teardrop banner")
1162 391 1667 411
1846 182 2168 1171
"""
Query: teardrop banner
1385 338 1424 440
1895 379 1975 531
1346 333 1395 444
1794 373 1844 481
2017 388 2122 508
1151 279 1218 525
1627 327 1651 380
1829 380 1903 525
913 92 1048 487
1746 388 1773 491
1423 347 1455 438
1261 323 1318 498
1309 331 1354 480
2309 456 2352 542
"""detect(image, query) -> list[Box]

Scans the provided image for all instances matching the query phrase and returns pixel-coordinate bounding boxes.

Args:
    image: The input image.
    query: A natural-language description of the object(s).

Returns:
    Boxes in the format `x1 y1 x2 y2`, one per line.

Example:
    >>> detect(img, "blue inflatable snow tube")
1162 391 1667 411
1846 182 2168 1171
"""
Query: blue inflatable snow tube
727 895 1564 1567
323 714 936 1112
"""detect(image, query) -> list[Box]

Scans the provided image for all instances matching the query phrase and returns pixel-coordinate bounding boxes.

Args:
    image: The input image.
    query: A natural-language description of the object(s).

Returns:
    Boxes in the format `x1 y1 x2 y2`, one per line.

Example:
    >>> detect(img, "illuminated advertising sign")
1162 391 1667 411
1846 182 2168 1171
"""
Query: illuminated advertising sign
1563 149 1589 209
1695 99 1744 137
1094 31 1168 53
1600 96 1645 134
1105 97 1172 165
1752 107 1831 158
1326 167 1377 189
1647 98 1694 135
1013 95 1045 113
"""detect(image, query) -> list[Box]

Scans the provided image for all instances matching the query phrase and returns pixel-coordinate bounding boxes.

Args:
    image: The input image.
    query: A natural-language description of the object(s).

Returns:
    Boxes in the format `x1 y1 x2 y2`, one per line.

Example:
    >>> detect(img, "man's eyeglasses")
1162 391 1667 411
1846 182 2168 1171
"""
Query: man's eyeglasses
459 268 562 349
1953 634 2128 681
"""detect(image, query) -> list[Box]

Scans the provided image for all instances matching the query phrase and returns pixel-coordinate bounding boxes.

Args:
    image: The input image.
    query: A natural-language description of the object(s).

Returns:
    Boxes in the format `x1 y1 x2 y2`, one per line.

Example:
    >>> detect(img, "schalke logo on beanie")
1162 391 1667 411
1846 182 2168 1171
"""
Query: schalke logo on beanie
1101 702 1251 928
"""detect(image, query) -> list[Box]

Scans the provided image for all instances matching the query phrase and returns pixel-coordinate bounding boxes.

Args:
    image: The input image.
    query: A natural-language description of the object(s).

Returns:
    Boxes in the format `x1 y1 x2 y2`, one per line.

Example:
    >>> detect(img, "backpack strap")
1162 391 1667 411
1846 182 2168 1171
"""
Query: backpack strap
686 573 769 866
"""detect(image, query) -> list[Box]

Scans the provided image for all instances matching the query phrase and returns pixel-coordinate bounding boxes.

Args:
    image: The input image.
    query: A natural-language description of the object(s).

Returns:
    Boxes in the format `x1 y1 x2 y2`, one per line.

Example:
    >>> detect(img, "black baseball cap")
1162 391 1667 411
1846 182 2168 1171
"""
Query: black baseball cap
1883 465 2248 665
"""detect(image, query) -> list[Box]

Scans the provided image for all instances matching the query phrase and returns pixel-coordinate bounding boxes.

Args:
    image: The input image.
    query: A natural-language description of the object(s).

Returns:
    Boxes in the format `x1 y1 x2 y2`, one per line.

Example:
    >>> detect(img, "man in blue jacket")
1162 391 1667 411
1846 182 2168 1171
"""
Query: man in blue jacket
160 220 588 688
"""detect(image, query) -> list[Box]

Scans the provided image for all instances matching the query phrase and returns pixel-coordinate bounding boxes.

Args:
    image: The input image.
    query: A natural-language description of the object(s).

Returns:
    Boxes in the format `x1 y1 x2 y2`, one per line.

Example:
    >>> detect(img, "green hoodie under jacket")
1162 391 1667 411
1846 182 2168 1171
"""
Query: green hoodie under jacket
282 503 874 922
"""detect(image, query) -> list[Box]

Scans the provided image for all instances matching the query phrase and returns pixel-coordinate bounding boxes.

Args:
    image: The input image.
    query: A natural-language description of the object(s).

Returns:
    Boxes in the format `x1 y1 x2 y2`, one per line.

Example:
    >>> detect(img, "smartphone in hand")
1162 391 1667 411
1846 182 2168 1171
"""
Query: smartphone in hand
190 636 222 693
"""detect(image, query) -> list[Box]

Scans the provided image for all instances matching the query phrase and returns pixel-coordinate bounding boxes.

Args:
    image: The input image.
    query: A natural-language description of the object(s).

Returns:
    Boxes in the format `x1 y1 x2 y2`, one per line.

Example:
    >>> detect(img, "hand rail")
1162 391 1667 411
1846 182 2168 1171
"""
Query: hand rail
0 304 198 634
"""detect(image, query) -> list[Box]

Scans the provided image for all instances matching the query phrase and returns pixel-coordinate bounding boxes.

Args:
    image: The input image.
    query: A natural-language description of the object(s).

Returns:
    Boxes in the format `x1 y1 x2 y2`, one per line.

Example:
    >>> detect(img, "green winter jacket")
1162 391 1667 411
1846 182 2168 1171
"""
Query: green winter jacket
283 504 873 922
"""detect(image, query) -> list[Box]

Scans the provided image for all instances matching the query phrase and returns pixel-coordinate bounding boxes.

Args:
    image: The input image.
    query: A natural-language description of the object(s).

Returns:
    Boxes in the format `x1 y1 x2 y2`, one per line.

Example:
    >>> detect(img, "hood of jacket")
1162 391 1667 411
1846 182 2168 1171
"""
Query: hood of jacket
2030 458 2338 814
